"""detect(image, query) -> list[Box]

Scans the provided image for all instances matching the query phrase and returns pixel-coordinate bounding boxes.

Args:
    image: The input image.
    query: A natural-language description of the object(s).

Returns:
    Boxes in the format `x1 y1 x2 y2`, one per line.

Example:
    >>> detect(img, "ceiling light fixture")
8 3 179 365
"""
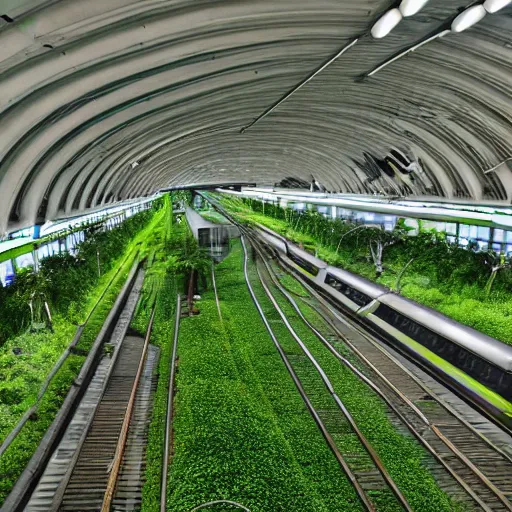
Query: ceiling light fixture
451 5 487 32
399 0 430 17
371 8 403 39
483 0 512 13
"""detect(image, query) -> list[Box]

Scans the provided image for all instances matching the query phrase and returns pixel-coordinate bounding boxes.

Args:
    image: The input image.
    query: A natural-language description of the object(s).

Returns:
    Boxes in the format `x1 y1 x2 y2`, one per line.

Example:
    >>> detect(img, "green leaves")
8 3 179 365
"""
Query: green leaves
163 242 361 512
216 194 512 345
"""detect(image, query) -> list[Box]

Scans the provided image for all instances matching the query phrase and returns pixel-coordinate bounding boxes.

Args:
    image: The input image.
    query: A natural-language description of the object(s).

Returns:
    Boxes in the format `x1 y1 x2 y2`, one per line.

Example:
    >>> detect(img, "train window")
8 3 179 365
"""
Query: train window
287 250 319 276
324 273 371 307
374 304 512 401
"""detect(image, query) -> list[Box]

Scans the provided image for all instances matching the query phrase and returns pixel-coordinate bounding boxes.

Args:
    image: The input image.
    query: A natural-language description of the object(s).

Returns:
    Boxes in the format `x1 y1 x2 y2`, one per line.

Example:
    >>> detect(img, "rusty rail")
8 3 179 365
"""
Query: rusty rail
101 307 156 512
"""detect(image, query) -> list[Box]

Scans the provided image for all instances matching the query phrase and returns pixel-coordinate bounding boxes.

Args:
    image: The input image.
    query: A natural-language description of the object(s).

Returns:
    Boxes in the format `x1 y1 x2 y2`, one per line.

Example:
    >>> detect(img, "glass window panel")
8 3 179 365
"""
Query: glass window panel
15 252 34 269
447 236 456 244
494 229 504 242
0 260 15 287
477 226 490 241
459 225 470 237
506 231 512 243
469 225 478 239
445 223 457 235
38 245 49 260
436 222 446 232
492 243 502 252
477 241 488 251
459 238 469 247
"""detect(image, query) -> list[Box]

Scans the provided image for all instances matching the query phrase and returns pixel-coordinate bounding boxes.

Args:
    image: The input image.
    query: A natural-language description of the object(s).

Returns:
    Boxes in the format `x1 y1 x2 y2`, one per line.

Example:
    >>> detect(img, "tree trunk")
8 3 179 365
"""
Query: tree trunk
484 266 501 298
187 269 195 313
395 258 414 293
370 240 384 277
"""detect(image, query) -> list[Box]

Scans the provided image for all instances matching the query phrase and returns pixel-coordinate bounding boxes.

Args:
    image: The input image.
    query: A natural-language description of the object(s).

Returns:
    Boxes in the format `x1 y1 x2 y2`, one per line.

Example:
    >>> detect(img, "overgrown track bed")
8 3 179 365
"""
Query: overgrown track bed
166 241 367 511
202 192 512 511
249 230 512 511
243 237 425 512
59 335 147 511
25 299 156 512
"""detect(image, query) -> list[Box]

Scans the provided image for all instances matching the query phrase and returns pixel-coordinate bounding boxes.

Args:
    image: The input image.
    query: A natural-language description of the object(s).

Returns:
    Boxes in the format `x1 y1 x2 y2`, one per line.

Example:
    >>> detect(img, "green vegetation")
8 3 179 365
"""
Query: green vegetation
0 201 166 505
137 198 213 512
166 241 365 512
213 193 512 345
138 270 178 512
198 210 230 225
136 204 185 512
249 257 466 511
0 202 162 345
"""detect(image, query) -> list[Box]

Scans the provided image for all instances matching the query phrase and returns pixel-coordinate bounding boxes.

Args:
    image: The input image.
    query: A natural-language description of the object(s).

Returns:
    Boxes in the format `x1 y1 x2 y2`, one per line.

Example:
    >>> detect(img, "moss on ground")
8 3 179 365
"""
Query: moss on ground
165 242 362 511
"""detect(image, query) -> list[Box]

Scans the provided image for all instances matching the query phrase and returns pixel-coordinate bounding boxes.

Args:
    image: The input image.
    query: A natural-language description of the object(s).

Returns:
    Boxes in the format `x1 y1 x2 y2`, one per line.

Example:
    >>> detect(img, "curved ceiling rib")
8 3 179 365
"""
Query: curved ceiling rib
0 0 511 235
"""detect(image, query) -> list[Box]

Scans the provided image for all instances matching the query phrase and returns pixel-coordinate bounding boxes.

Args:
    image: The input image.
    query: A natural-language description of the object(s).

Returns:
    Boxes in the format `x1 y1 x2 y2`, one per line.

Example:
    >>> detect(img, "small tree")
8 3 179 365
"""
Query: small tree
176 235 211 313
483 251 510 298
367 225 407 277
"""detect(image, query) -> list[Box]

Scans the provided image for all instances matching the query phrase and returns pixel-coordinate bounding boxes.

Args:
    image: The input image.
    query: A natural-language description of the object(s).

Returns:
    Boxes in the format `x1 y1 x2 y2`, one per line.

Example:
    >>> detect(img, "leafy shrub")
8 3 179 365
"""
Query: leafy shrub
215 194 512 345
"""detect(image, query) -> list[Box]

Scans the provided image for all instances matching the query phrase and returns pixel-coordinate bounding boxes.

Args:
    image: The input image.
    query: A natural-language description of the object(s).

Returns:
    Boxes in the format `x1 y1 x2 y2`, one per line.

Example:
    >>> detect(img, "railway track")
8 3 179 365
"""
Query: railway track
24 273 158 512
247 228 512 511
241 236 410 512
200 193 512 511
60 305 156 512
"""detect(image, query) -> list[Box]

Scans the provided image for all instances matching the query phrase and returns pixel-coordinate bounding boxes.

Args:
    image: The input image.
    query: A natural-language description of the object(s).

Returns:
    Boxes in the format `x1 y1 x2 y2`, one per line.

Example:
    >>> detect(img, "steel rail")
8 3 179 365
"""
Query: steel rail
200 193 512 510
200 192 512 447
240 236 375 512
292 268 512 460
252 253 412 512
250 233 512 511
252 244 493 512
204 187 512 457
160 294 182 512
101 306 157 511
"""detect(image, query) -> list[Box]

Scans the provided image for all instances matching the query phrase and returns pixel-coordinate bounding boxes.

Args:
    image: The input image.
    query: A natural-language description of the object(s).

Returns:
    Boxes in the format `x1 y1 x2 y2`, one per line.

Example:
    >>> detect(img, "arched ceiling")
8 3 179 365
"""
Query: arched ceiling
0 0 511 235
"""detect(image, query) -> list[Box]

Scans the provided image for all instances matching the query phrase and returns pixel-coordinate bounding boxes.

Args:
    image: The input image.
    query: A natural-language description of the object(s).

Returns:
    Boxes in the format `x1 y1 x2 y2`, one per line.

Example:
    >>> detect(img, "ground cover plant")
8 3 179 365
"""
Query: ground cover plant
134 198 214 512
166 241 365 512
0 201 166 505
213 193 512 345
133 202 190 512
247 256 467 511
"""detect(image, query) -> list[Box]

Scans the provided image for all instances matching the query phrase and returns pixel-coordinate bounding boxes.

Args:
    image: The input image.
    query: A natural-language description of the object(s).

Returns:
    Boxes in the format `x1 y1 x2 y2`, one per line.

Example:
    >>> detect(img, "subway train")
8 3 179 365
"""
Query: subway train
254 223 512 430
